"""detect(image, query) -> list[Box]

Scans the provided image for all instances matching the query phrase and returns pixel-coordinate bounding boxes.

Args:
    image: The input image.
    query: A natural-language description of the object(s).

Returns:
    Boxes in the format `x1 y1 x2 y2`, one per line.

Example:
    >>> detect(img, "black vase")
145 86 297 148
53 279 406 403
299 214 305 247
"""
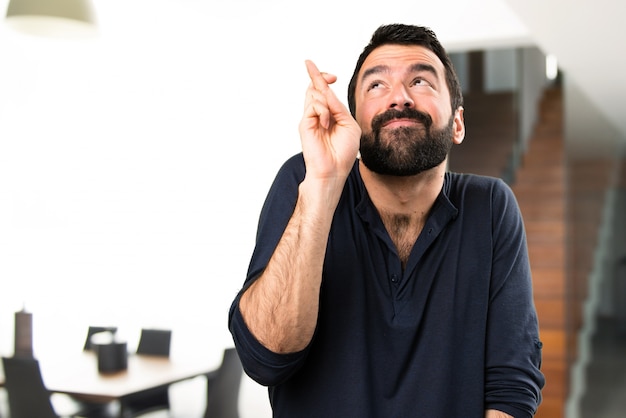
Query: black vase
96 341 128 373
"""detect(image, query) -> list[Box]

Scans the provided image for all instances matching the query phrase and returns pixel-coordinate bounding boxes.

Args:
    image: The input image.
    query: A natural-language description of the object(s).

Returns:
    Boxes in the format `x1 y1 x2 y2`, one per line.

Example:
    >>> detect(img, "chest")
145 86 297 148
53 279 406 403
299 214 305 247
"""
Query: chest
380 214 424 269
325 211 491 317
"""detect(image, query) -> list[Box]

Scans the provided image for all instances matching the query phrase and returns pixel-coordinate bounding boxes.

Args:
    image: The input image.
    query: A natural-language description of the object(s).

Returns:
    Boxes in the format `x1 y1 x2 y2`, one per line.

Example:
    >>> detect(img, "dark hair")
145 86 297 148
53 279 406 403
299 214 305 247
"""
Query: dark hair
347 24 463 116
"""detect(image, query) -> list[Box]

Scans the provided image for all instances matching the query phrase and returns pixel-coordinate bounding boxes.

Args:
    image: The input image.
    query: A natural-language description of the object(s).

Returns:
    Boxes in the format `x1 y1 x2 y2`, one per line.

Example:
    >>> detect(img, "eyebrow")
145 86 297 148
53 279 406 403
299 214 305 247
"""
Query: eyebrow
409 63 439 80
360 63 440 84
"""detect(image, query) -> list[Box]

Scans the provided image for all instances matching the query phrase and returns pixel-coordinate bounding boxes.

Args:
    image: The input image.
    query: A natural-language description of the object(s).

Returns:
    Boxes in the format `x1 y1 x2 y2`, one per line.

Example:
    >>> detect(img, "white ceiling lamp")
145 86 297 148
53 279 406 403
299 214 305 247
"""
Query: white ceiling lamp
5 0 97 39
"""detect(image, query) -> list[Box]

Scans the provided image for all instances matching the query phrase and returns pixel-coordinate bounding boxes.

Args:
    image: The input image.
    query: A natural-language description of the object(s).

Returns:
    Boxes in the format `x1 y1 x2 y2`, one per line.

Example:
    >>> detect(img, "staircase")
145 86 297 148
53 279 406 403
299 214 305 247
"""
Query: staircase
510 87 567 418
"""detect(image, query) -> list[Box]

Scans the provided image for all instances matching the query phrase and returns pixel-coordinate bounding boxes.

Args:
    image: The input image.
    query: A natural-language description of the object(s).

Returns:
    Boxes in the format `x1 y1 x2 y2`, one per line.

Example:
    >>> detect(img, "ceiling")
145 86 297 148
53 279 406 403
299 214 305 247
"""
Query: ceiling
503 0 626 141
2 0 625 140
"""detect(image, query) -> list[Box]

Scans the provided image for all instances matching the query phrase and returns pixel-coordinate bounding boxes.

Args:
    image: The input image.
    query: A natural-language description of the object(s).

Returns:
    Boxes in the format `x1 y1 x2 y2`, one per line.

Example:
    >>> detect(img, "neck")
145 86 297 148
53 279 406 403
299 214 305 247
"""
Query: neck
359 159 446 220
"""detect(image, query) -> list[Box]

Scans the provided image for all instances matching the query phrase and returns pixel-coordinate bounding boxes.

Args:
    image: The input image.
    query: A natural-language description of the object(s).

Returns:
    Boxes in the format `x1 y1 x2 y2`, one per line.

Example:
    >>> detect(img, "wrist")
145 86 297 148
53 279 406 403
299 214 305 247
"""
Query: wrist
298 176 345 216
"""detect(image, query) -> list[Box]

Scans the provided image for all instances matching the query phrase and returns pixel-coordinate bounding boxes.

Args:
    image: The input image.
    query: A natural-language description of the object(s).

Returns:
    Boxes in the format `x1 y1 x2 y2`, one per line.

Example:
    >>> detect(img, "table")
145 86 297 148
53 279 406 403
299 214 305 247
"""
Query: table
1 350 218 403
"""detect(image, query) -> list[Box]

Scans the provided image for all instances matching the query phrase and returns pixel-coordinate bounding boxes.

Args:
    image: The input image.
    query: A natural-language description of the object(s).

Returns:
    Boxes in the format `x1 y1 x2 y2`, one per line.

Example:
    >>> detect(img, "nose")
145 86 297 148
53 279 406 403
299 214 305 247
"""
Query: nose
389 84 414 109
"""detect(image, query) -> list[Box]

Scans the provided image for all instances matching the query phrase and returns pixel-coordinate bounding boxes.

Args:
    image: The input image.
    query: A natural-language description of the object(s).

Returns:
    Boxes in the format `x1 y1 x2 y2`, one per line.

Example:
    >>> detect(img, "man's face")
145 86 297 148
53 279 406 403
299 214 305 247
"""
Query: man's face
353 44 464 176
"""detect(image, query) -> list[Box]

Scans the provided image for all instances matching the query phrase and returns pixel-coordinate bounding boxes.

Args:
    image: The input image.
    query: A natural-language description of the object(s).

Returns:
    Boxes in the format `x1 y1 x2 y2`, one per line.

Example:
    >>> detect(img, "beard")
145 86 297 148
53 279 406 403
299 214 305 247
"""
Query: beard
359 107 455 176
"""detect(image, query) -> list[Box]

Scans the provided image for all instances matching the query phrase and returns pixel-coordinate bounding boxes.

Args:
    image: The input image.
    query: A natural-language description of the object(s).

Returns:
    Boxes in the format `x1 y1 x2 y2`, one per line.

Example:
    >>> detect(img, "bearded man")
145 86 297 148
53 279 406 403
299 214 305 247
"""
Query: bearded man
229 23 545 418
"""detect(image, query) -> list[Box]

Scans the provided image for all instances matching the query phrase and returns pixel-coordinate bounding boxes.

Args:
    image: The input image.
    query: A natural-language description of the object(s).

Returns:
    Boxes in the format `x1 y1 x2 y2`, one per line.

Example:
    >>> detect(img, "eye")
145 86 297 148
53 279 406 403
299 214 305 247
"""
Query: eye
411 77 432 87
366 80 384 91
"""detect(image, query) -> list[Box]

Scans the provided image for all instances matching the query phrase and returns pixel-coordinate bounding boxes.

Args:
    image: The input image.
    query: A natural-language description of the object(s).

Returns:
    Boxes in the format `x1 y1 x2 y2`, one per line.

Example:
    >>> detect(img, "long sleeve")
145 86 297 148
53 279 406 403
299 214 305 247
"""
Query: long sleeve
228 154 312 386
484 180 545 417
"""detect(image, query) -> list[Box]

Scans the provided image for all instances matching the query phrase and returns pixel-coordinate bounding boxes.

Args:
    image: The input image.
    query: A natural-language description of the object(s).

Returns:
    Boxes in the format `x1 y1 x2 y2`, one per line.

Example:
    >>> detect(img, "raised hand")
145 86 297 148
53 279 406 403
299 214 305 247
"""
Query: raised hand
238 61 360 354
299 60 361 186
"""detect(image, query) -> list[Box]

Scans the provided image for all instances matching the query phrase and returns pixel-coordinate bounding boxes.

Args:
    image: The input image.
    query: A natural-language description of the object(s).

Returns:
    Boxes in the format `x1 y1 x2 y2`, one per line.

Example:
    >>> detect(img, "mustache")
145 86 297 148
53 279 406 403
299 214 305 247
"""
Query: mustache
371 107 433 132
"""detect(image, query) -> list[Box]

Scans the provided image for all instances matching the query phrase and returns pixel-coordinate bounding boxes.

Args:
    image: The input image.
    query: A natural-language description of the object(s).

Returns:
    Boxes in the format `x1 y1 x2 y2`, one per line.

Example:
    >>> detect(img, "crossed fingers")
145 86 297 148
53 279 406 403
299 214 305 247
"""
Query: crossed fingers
304 60 338 130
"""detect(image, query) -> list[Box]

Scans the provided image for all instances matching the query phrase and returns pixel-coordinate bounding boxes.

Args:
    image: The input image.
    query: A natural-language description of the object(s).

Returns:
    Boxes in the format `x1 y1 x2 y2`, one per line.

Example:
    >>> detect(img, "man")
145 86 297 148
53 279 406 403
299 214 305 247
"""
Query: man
229 23 545 417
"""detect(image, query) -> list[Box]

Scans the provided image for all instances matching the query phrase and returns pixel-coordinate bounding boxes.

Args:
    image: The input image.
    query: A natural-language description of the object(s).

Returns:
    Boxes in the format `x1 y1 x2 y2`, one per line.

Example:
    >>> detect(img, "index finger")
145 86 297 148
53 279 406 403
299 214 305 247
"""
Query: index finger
305 60 335 91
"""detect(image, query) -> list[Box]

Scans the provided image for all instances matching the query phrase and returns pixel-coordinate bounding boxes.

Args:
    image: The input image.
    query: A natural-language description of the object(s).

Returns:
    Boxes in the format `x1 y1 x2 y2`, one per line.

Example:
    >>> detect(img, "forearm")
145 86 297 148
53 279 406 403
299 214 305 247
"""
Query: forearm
239 178 342 354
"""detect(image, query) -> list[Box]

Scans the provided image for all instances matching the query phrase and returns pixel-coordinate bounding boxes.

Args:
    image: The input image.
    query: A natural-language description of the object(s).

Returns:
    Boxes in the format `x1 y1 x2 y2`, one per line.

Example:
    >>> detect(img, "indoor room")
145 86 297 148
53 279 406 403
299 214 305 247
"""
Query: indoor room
1 1 625 417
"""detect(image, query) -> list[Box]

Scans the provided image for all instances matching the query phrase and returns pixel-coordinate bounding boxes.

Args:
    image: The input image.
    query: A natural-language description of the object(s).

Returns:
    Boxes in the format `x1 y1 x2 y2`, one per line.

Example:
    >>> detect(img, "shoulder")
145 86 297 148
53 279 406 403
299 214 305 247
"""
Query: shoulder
275 153 305 181
263 153 306 198
447 172 514 200
446 172 521 221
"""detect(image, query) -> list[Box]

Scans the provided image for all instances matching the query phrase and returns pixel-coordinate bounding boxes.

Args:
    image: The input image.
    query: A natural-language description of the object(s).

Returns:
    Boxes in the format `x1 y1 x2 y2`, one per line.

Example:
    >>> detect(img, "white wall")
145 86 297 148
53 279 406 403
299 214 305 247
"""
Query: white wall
0 3 298 416
484 48 518 92
0 1 535 416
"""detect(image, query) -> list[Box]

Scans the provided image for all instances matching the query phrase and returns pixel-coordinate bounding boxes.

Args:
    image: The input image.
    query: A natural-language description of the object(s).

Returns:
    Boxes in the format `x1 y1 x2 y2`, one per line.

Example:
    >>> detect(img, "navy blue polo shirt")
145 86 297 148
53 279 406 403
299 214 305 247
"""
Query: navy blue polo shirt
229 153 544 418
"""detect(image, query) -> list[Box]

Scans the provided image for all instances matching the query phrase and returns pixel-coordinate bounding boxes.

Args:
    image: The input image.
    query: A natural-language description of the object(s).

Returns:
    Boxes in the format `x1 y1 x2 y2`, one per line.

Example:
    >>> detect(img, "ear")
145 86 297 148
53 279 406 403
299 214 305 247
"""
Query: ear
452 106 465 145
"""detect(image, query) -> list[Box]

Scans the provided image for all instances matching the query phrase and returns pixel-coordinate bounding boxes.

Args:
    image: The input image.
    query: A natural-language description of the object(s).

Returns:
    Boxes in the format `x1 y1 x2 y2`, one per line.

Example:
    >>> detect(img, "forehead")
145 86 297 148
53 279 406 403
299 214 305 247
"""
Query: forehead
358 44 445 83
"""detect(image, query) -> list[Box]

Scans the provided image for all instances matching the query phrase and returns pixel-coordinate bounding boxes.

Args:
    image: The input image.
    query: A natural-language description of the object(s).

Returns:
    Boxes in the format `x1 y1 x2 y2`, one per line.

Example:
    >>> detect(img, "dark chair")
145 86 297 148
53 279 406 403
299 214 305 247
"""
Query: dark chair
83 326 118 351
203 348 244 418
1 356 107 418
135 328 171 356
119 329 172 417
